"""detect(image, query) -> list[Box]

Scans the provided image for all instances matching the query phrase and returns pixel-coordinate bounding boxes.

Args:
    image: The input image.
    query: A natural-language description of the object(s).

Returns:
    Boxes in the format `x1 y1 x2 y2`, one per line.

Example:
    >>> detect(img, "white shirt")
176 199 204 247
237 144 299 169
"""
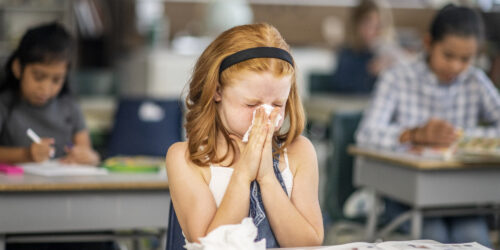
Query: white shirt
208 150 293 207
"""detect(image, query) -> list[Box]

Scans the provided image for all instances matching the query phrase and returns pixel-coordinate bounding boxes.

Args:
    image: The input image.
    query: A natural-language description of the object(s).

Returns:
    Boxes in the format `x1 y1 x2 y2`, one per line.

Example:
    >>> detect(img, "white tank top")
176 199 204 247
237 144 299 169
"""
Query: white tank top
208 150 293 207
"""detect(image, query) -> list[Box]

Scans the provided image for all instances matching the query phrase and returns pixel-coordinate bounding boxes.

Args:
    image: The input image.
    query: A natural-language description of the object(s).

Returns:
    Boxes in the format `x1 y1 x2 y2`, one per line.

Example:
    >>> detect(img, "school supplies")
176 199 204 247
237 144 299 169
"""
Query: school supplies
319 240 490 250
102 156 164 173
20 160 107 176
454 137 500 162
26 128 55 158
26 128 41 143
0 163 24 175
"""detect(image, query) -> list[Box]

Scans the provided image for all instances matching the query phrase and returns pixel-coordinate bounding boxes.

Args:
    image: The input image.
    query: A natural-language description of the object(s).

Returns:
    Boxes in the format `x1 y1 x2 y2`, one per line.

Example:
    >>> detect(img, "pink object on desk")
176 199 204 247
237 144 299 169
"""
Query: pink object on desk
0 163 24 175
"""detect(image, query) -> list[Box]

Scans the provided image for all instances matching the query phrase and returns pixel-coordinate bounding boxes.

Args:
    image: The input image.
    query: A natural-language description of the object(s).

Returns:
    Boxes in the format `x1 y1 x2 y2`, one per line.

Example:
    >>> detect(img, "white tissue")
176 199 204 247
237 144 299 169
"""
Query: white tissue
184 217 265 250
242 104 282 142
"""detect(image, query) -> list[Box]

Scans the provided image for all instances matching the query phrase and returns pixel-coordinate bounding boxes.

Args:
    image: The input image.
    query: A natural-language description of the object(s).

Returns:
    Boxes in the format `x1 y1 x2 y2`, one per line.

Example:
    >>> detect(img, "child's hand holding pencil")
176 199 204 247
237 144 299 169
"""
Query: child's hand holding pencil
26 128 55 162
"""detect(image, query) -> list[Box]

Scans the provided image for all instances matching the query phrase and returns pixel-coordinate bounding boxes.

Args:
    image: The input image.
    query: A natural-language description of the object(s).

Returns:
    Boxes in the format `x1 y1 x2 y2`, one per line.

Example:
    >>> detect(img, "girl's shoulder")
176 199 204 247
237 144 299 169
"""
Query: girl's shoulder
286 135 315 153
285 135 317 172
0 90 16 117
165 141 210 182
57 94 80 107
0 90 15 105
166 141 191 169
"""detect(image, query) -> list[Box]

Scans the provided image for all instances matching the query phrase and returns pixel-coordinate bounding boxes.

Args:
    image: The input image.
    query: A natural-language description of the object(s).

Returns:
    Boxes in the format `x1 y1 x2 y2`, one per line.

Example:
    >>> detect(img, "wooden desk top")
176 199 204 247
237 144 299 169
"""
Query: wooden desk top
0 172 168 192
348 146 500 170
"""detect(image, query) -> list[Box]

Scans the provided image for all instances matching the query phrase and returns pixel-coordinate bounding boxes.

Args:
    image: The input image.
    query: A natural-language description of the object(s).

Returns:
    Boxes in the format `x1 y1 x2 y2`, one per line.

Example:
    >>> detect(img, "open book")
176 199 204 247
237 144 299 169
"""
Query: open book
20 160 107 176
412 136 500 163
321 241 490 250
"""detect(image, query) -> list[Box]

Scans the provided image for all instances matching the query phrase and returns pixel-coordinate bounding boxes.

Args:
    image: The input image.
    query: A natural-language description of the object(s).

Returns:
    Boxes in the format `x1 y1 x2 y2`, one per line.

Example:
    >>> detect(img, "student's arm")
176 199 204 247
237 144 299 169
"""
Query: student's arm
258 136 323 247
60 130 100 165
0 147 31 163
465 72 500 137
0 139 54 164
168 109 269 243
355 69 402 148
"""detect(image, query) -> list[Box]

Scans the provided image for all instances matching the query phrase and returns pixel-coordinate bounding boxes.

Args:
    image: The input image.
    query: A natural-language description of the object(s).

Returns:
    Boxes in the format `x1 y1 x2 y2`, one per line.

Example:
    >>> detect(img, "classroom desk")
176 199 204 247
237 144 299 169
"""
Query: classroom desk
303 94 370 125
0 171 169 250
349 146 500 241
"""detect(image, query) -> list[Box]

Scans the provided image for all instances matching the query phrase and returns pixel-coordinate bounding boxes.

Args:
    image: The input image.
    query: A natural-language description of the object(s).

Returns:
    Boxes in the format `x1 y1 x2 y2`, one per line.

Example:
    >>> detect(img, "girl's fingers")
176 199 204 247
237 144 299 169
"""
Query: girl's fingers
248 108 266 142
269 108 281 127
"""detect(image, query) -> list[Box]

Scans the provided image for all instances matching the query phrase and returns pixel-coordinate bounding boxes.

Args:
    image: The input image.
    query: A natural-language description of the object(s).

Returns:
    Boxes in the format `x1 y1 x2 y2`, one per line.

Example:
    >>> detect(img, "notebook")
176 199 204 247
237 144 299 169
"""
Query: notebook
20 160 108 176
319 241 489 250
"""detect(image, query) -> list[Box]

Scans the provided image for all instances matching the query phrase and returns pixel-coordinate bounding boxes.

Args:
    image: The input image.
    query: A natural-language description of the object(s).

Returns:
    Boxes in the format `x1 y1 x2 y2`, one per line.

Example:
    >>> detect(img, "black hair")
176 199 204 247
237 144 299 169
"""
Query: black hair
0 22 74 95
429 4 484 43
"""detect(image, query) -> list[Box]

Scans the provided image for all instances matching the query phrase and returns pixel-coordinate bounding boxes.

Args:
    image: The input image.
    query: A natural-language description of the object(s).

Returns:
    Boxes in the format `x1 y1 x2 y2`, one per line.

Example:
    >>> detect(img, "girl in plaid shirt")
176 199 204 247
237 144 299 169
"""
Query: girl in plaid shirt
357 4 497 247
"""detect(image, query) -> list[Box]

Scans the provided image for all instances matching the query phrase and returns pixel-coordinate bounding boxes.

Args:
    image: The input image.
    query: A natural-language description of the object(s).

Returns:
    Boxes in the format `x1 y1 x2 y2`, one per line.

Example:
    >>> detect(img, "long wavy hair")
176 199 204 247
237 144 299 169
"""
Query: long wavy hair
185 23 305 167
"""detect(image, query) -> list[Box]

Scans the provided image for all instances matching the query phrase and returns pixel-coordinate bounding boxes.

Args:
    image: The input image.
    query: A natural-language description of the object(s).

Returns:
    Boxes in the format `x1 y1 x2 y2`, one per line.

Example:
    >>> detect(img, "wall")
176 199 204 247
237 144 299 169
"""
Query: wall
163 2 436 46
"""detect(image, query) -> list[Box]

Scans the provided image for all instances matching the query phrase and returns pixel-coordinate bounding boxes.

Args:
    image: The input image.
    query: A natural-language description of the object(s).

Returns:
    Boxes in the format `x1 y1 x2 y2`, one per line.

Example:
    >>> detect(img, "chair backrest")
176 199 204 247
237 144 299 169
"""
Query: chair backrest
309 72 333 94
324 111 363 222
107 98 183 157
167 200 185 250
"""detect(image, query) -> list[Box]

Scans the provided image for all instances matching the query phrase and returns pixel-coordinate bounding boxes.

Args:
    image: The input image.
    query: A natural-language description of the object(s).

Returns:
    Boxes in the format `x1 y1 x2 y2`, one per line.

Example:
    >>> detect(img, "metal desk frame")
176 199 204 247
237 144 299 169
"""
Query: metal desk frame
0 172 169 250
351 146 500 241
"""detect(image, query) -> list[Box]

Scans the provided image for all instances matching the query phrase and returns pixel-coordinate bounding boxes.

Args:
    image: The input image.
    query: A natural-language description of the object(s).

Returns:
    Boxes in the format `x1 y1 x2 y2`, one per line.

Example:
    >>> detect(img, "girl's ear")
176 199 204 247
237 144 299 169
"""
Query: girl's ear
214 84 222 102
12 59 21 80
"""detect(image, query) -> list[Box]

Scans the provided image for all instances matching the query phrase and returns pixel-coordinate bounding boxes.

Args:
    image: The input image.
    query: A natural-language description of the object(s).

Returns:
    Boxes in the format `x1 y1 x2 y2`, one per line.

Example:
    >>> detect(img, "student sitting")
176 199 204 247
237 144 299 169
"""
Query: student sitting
330 0 404 93
356 5 498 247
0 22 99 165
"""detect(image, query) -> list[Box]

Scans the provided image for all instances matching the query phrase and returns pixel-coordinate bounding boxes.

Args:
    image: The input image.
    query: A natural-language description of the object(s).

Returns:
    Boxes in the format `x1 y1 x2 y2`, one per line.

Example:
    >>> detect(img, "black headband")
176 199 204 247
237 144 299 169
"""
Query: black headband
219 47 294 74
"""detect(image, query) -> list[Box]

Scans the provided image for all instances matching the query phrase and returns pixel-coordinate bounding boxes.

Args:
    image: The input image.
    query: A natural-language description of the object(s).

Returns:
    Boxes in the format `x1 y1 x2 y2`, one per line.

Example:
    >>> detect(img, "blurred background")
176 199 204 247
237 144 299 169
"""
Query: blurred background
2 0 500 248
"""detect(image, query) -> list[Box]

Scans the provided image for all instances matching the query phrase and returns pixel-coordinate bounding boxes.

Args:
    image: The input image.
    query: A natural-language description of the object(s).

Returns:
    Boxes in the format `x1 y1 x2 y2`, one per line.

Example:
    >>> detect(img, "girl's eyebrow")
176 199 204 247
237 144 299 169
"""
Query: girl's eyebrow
244 97 260 102
31 68 46 75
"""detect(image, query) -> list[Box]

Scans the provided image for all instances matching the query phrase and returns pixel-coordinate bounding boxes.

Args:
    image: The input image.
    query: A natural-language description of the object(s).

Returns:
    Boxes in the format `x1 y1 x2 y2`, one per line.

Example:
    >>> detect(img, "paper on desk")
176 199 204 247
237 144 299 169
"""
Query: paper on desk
20 160 107 176
320 241 491 250
184 217 265 250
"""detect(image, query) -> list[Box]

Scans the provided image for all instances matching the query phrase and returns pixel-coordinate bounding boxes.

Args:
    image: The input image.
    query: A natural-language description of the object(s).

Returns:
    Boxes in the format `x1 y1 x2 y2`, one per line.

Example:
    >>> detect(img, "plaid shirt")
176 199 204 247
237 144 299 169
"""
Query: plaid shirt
356 55 500 149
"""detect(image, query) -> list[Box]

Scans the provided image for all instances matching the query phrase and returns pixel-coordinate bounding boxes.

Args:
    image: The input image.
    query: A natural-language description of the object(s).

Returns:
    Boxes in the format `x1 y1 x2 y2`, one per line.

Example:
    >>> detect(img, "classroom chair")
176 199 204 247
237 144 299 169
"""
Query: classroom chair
309 72 333 94
309 71 375 94
167 201 185 250
324 111 363 223
107 98 183 157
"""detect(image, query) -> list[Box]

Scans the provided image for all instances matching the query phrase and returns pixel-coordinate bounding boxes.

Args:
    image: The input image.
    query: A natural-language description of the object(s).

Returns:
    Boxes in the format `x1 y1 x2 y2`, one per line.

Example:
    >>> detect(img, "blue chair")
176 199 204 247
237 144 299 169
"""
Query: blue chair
167 201 185 250
324 111 363 223
107 98 183 157
309 72 333 94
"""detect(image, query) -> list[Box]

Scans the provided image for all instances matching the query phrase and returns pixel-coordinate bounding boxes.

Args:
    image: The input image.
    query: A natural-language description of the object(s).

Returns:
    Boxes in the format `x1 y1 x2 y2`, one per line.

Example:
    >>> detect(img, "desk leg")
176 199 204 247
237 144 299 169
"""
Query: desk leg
0 234 5 250
159 229 167 250
411 209 422 239
365 191 379 241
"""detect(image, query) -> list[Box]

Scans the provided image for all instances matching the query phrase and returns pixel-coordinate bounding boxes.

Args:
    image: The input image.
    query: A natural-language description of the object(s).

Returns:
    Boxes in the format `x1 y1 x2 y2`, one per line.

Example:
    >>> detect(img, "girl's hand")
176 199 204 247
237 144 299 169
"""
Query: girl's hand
257 108 280 184
230 107 269 183
60 145 98 165
411 118 458 147
30 138 54 162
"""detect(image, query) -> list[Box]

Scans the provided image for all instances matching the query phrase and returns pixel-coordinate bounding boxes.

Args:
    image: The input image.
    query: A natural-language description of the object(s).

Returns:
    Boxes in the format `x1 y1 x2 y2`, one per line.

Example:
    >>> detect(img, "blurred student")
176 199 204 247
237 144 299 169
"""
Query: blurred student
0 22 99 165
330 0 404 93
356 5 498 246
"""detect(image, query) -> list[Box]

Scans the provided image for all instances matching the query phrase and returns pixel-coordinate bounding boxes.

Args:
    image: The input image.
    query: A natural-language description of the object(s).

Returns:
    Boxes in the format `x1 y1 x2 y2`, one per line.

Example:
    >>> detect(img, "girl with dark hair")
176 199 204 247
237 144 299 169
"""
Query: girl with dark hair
357 4 497 246
0 22 99 165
